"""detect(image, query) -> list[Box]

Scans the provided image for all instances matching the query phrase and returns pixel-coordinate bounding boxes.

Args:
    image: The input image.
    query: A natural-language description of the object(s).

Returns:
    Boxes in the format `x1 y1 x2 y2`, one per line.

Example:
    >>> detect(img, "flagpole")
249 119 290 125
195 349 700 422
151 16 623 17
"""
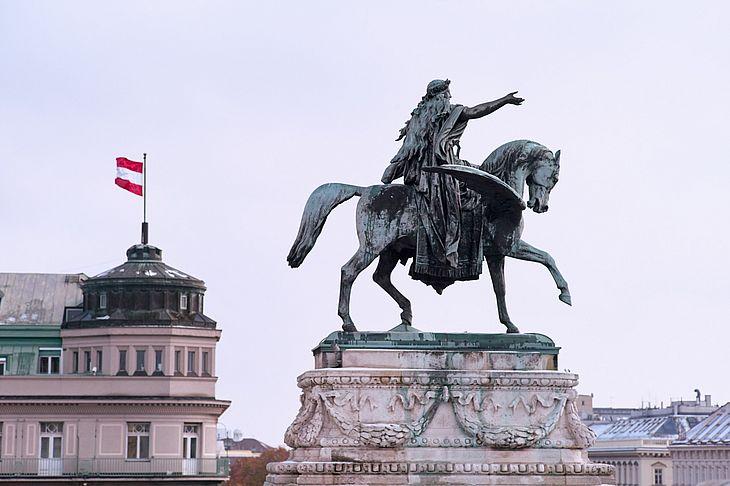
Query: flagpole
142 153 148 245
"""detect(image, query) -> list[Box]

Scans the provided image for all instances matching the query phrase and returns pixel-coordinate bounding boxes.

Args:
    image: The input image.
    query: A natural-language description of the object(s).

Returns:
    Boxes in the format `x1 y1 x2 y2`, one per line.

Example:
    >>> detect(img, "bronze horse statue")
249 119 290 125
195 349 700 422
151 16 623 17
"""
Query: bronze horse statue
287 140 569 333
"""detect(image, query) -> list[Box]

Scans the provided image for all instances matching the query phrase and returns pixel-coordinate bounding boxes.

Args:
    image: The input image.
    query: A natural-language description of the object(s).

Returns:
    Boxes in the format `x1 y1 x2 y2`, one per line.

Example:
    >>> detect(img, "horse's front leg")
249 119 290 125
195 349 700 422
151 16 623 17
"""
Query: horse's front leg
508 239 571 305
486 255 519 333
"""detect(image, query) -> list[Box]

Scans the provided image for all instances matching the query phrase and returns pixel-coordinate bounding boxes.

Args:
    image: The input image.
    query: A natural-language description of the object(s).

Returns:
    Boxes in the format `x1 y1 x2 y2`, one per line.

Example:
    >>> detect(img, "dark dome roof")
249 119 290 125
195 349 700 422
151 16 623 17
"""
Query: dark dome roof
87 244 205 290
63 244 215 329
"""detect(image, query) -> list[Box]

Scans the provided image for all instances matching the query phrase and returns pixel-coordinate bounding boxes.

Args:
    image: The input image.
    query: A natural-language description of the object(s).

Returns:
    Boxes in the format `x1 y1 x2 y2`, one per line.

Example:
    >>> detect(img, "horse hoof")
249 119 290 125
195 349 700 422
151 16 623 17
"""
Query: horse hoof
342 323 358 332
559 292 572 306
504 322 520 333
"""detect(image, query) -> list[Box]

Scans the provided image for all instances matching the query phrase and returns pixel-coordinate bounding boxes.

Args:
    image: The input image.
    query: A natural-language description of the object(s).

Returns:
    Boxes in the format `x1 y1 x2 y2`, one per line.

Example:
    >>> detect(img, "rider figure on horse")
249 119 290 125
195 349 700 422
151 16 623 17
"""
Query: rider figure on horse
382 79 524 292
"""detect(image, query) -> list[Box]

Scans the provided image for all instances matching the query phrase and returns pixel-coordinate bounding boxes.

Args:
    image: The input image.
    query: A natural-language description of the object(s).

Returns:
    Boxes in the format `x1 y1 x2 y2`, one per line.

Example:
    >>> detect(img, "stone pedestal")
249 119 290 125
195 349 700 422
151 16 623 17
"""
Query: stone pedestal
266 330 614 485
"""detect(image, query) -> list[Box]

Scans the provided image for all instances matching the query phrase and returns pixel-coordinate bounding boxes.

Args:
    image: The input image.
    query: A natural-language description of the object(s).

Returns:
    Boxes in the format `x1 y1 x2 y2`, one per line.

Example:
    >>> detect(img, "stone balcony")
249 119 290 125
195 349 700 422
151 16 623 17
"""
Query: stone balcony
0 457 229 480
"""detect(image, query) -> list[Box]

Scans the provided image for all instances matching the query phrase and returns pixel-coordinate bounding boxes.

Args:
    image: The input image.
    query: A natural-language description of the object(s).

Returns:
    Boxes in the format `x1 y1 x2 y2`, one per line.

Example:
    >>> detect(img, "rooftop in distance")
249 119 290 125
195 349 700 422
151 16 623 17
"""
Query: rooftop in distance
0 273 85 325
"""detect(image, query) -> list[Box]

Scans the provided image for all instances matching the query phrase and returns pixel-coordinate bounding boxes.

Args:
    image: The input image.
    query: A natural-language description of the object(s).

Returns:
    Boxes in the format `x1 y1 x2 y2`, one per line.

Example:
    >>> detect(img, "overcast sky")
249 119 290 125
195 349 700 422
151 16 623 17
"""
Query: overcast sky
1 1 729 446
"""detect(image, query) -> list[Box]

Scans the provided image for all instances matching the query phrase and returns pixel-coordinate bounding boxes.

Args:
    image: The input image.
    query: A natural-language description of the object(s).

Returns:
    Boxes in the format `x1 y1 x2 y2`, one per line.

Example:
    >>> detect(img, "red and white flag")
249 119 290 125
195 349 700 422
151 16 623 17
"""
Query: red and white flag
115 157 143 196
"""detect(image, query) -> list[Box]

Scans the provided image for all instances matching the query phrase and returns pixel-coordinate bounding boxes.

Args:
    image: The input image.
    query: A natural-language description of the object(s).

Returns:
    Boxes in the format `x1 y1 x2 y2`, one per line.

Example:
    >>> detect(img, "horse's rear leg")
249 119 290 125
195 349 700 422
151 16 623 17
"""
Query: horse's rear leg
338 248 377 332
486 255 519 333
373 250 413 326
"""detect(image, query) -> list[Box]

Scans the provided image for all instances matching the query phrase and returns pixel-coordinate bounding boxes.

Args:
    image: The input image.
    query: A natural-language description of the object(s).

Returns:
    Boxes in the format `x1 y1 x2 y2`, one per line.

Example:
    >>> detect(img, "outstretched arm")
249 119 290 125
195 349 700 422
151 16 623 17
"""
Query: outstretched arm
459 91 524 121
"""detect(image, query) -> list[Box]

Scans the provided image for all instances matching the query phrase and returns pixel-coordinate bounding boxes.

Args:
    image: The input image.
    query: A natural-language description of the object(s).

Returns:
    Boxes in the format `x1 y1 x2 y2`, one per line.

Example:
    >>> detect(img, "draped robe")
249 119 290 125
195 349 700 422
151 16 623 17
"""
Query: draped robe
383 105 482 292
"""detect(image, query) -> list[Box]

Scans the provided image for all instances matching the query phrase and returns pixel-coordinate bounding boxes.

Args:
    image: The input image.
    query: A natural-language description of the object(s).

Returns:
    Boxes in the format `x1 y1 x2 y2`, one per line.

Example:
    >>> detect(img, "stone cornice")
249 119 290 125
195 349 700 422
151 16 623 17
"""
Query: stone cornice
669 443 730 450
61 326 221 338
297 370 578 389
589 447 669 457
0 374 219 399
267 461 614 477
0 397 230 415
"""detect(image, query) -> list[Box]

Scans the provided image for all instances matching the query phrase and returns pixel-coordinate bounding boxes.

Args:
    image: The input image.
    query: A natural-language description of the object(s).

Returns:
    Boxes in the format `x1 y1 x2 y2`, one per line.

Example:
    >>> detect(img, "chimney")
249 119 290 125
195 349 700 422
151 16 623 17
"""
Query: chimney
705 395 711 407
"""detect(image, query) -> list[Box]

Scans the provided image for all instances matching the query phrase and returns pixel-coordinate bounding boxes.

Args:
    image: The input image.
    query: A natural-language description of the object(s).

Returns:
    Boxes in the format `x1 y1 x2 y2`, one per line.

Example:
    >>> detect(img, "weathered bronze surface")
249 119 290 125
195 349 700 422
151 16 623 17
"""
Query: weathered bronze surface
288 81 569 334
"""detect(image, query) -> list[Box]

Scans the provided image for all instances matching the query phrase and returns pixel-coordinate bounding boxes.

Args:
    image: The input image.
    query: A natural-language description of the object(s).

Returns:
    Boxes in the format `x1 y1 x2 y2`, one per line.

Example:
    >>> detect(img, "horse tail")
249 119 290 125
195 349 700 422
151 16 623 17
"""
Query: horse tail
287 183 364 268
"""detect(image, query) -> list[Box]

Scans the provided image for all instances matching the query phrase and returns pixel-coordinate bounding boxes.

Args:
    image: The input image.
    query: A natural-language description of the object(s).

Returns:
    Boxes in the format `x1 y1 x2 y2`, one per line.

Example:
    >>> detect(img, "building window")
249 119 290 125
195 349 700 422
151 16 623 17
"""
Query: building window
38 348 61 374
84 351 92 373
64 306 83 322
654 467 664 485
40 422 63 460
126 423 150 460
174 350 182 375
187 351 196 375
183 424 199 460
99 292 107 310
180 293 188 311
202 351 210 375
72 351 79 373
135 350 146 374
0 357 7 375
118 349 127 374
96 350 103 373
38 355 60 374
154 349 163 374
199 294 204 312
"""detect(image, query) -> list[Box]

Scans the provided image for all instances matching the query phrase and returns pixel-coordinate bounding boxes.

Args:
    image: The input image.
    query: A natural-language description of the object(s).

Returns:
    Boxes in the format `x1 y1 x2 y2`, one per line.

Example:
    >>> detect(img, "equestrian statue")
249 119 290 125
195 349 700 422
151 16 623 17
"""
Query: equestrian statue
287 79 569 333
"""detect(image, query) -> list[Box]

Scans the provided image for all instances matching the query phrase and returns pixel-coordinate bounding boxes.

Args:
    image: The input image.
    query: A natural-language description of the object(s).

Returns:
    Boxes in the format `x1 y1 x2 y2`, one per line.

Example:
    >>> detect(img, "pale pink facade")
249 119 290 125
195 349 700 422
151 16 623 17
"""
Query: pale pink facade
0 245 230 485
60 327 220 379
0 399 225 478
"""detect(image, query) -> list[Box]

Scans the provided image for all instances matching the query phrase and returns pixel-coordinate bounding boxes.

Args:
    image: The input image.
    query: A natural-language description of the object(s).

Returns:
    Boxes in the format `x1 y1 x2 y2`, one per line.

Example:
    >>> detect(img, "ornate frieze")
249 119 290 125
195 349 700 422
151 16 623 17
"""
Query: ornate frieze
297 370 578 388
285 369 594 451
268 461 614 476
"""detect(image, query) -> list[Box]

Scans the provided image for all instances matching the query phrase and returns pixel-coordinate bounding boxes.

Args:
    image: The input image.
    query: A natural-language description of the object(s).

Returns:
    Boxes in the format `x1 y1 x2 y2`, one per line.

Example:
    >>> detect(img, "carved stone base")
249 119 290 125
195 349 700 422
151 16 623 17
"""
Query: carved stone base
266 463 612 485
265 331 614 486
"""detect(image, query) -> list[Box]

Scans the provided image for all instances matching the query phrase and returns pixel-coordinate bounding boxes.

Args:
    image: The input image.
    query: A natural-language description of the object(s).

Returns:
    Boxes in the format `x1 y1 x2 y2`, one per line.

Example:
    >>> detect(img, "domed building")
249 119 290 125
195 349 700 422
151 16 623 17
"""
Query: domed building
0 243 229 485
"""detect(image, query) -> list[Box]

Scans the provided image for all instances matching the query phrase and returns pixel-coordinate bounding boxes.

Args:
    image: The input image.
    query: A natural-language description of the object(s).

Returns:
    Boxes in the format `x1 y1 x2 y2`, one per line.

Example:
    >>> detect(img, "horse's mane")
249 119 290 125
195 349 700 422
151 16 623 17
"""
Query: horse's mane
480 140 551 185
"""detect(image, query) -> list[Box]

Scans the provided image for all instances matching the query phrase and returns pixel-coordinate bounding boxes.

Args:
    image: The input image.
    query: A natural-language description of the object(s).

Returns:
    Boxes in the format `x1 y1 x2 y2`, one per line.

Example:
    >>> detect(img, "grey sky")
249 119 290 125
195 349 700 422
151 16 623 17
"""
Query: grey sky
1 1 729 446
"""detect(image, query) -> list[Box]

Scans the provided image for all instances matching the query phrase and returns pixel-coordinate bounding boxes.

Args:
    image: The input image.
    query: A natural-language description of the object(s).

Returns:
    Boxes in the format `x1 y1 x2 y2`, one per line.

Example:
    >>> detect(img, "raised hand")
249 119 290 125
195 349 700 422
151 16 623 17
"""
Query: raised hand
505 91 524 105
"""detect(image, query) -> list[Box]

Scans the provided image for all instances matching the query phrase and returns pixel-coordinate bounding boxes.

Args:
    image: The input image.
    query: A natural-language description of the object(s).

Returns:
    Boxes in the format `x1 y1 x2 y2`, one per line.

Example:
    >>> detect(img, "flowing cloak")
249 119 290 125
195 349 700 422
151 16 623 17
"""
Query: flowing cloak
383 105 481 291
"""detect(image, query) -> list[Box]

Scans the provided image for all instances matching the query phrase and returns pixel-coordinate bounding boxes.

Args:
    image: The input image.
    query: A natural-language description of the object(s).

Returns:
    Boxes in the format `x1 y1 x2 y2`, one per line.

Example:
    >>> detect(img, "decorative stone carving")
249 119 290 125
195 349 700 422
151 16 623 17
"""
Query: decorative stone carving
566 396 597 448
270 337 614 485
285 385 445 448
285 369 587 449
451 391 568 449
283 391 322 447
268 460 615 476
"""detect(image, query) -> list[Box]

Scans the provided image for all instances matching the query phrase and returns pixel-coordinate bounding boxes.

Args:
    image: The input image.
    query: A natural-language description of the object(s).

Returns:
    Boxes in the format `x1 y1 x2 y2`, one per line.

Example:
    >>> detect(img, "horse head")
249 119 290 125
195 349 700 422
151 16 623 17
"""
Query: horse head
525 149 560 213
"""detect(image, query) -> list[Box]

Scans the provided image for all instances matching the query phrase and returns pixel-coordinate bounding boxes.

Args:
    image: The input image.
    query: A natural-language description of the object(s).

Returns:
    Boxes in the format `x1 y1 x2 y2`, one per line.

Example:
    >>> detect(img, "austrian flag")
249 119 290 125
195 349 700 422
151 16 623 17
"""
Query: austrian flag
115 157 143 196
